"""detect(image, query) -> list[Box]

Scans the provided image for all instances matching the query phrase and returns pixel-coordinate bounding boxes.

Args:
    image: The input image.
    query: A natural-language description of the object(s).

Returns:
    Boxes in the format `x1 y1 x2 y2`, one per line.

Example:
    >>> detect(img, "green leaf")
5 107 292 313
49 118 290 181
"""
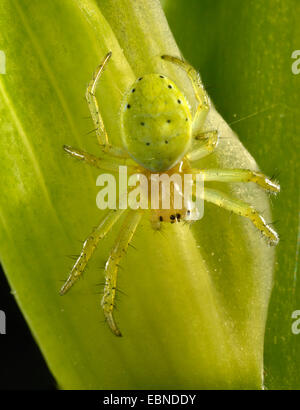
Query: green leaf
0 0 282 389
163 0 300 389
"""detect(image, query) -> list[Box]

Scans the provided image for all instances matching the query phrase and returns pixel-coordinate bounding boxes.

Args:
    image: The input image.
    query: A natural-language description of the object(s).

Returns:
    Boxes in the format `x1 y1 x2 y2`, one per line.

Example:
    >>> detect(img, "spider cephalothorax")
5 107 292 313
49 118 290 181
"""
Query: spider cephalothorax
61 52 280 337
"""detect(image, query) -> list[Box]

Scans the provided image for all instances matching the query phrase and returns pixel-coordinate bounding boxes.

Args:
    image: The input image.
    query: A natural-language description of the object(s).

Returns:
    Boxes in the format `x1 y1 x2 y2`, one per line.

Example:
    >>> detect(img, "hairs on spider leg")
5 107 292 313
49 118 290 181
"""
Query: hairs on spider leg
85 128 99 136
92 290 104 296
268 219 281 228
94 287 120 298
270 169 281 181
94 282 106 287
115 287 128 297
66 254 80 261
128 242 138 251
94 280 128 297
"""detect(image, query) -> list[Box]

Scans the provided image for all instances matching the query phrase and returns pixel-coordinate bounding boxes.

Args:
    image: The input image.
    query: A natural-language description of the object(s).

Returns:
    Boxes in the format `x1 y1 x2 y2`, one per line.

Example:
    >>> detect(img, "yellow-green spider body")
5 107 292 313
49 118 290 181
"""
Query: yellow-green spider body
120 74 192 172
61 52 280 337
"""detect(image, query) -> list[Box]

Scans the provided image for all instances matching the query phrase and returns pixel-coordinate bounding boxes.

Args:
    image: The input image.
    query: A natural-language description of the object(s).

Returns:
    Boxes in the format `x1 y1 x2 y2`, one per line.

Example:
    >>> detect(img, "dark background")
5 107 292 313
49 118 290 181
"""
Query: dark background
0 264 55 390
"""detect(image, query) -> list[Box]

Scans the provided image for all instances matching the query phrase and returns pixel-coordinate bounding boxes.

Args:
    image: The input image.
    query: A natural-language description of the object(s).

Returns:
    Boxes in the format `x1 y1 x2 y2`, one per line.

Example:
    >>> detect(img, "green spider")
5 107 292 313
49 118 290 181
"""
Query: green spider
60 51 280 337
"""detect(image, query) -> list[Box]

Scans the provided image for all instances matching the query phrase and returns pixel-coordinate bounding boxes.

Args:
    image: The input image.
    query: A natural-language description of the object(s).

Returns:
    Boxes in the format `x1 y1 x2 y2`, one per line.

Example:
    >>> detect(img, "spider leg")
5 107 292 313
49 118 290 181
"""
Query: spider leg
86 51 128 158
60 209 126 295
191 168 280 193
63 145 138 173
197 188 279 245
161 55 209 126
186 130 219 162
101 211 142 337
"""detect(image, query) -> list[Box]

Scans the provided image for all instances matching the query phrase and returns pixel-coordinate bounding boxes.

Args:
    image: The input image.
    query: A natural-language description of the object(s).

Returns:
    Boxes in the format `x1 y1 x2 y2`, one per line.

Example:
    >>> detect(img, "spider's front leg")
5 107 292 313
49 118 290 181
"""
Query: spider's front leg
196 188 279 245
60 209 125 295
161 54 210 126
86 52 128 158
161 55 219 163
101 211 142 337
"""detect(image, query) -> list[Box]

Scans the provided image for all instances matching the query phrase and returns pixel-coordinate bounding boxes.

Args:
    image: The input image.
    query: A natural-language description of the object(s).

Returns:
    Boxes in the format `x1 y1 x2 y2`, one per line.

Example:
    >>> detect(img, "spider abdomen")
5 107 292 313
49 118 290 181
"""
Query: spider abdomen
120 74 192 172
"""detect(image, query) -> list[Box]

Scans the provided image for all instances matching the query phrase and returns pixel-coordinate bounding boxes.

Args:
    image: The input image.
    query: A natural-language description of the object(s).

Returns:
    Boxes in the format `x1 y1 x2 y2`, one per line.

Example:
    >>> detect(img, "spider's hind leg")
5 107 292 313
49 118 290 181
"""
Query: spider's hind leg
60 209 125 295
197 188 279 245
191 168 280 193
101 211 142 337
